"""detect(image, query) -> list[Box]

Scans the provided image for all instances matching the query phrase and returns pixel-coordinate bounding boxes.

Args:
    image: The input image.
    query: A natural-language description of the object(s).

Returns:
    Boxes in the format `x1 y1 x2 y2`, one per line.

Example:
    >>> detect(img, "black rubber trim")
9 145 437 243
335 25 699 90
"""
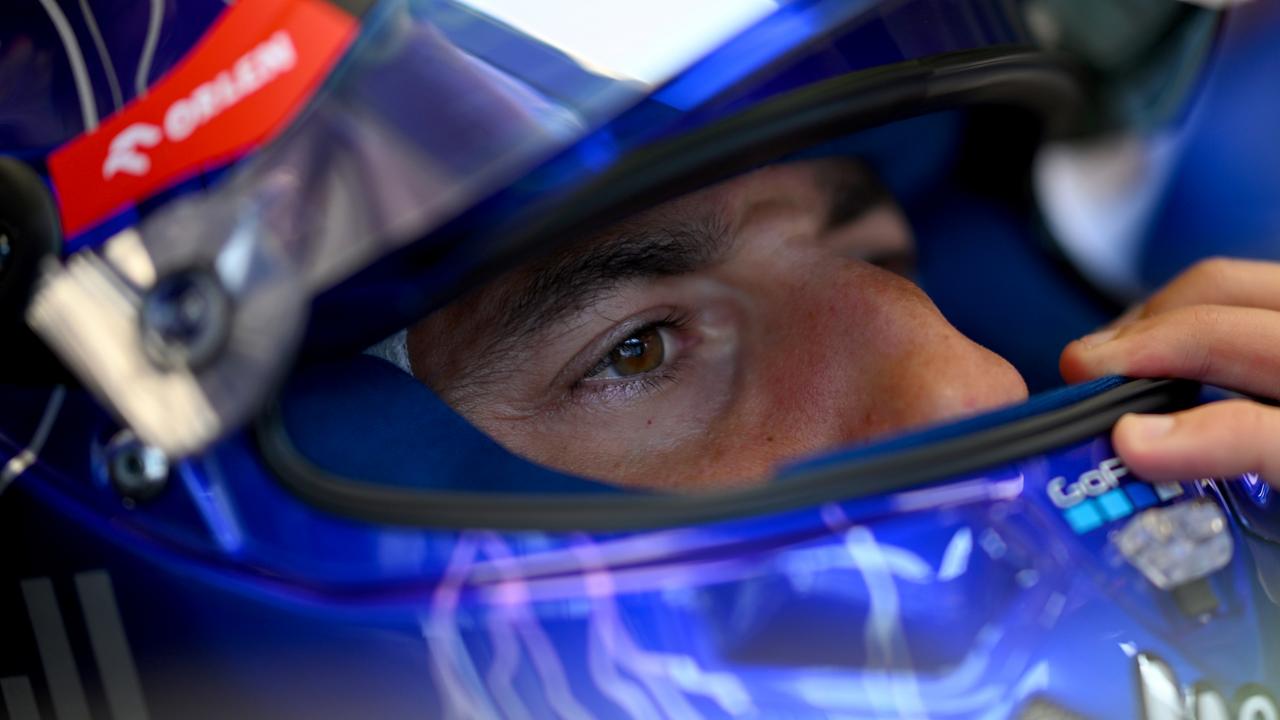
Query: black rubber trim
257 378 1200 531
476 47 1094 267
0 158 59 321
0 157 74 385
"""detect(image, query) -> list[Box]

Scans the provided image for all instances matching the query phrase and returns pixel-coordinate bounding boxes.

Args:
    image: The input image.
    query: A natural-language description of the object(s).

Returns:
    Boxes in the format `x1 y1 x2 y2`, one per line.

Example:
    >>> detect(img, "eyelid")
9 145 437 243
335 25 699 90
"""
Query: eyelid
570 358 685 406
551 308 691 392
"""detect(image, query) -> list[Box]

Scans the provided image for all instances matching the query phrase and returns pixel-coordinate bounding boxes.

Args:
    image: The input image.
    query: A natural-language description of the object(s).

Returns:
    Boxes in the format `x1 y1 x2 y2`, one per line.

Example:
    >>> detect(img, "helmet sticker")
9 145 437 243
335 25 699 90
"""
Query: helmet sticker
47 0 358 237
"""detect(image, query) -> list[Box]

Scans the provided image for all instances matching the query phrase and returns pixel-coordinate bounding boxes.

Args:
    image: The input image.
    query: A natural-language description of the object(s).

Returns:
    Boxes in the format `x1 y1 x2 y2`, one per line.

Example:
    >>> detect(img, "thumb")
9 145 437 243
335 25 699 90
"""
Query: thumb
1113 400 1280 484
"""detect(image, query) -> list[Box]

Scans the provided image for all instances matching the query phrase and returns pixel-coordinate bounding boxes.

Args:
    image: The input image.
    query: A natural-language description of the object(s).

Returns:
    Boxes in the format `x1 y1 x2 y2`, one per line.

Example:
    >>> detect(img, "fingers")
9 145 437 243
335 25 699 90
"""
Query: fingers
1073 258 1280 488
1060 304 1280 397
1113 258 1280 331
1113 400 1280 482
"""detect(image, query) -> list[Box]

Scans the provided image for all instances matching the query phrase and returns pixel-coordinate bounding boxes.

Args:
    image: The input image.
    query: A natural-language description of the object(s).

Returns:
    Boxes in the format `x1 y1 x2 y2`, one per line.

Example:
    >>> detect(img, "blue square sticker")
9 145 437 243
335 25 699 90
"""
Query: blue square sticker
1097 488 1135 521
1063 500 1104 534
1125 483 1159 510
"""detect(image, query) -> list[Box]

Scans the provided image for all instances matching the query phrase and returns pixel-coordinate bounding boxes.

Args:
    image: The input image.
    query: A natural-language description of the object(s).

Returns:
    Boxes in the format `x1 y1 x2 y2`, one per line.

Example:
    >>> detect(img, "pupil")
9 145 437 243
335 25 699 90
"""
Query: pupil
617 337 645 359
605 327 664 377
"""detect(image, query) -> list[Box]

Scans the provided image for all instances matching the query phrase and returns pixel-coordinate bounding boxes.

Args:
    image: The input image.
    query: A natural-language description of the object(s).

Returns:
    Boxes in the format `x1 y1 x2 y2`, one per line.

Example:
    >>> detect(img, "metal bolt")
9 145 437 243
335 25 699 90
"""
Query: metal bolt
140 268 230 369
107 430 169 502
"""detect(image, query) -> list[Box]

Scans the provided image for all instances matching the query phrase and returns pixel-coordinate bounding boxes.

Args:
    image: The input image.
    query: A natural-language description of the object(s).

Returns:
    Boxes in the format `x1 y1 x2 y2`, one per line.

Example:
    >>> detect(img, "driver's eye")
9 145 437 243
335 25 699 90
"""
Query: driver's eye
590 326 667 379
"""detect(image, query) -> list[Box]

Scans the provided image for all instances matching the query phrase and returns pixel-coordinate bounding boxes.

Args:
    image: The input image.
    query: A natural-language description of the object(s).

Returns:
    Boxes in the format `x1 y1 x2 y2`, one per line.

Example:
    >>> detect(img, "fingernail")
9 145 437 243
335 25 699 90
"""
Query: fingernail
1124 414 1175 443
1078 327 1119 349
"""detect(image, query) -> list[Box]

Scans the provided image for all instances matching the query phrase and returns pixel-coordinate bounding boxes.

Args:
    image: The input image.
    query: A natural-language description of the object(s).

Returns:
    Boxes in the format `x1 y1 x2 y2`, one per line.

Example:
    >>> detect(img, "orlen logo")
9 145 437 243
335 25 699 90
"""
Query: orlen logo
50 0 356 236
1047 457 1130 509
102 30 298 180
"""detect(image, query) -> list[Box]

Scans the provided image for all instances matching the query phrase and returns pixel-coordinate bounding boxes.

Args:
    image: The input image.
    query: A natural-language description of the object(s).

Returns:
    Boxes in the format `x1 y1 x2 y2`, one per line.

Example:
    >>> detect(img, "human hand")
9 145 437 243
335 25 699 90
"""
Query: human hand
1060 258 1280 482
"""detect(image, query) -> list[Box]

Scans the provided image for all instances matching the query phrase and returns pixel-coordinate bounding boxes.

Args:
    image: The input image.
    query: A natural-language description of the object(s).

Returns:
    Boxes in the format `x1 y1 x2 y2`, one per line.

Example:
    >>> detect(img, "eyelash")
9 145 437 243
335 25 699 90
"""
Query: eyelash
571 311 692 401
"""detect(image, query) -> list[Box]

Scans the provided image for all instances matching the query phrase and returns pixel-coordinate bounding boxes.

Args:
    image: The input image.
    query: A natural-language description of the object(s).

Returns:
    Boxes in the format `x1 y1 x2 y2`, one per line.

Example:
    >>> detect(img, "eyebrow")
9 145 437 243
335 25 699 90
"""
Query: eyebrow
494 159 890 344
498 210 732 342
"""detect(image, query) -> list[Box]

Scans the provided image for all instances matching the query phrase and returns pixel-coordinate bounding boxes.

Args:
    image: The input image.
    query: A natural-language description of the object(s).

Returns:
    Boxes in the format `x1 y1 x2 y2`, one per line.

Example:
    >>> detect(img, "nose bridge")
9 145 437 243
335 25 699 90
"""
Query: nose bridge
876 293 1029 433
802 262 1028 442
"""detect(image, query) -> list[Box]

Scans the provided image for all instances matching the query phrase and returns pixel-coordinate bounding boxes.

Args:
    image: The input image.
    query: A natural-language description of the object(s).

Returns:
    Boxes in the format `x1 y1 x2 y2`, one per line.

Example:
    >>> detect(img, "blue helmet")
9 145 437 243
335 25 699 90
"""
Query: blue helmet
4 1 1280 717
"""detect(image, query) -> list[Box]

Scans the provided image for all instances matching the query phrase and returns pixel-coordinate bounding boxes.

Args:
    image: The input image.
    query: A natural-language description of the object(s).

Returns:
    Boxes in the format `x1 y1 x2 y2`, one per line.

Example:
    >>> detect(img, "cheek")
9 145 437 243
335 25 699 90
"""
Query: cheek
467 365 750 492
733 262 892 437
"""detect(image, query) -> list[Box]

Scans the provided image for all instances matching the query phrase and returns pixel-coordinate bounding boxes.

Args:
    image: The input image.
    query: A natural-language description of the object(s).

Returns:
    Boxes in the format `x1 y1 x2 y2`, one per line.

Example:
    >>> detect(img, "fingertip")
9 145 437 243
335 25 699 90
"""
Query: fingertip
1114 413 1175 451
1112 404 1271 483
1111 413 1183 482
1059 339 1100 383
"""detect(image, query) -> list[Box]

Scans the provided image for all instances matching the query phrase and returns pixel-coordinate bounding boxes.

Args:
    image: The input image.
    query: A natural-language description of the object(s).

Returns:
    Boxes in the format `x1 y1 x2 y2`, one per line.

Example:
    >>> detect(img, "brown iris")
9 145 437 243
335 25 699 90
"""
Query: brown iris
606 326 665 376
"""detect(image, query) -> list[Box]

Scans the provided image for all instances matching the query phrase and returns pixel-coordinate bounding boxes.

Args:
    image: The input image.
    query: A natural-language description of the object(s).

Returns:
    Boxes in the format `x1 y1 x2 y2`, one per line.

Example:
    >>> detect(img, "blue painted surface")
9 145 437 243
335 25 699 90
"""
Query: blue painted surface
1141 1 1280 287
4 1 1280 717
3 378 1279 717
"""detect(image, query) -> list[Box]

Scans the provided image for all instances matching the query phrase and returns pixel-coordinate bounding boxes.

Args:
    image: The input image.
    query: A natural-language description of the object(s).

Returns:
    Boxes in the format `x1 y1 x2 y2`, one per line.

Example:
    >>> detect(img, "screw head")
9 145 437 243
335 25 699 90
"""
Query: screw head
140 269 229 369
107 430 170 502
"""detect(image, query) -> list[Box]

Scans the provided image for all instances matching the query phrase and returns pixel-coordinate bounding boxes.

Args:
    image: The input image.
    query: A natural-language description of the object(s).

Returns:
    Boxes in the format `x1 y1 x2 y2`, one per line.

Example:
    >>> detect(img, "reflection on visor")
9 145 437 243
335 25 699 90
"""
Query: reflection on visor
458 0 778 83
27 0 815 456
20 1 682 455
10 0 833 455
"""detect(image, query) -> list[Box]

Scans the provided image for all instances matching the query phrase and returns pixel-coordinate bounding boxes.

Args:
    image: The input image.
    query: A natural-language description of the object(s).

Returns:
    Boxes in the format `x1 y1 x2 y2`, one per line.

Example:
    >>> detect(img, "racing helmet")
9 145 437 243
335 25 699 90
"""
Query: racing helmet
4 0 1280 717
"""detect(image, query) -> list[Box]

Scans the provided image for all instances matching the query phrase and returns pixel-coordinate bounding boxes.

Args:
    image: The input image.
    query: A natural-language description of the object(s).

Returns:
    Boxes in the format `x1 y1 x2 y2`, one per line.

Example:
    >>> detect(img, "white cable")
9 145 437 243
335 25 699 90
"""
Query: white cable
0 386 67 496
135 0 164 97
37 0 99 131
79 0 123 111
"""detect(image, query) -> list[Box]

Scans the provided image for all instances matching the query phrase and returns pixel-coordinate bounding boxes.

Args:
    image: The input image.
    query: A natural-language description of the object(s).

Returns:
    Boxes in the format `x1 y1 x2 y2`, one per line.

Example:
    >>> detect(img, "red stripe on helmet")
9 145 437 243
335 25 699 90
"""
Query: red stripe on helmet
48 0 358 238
